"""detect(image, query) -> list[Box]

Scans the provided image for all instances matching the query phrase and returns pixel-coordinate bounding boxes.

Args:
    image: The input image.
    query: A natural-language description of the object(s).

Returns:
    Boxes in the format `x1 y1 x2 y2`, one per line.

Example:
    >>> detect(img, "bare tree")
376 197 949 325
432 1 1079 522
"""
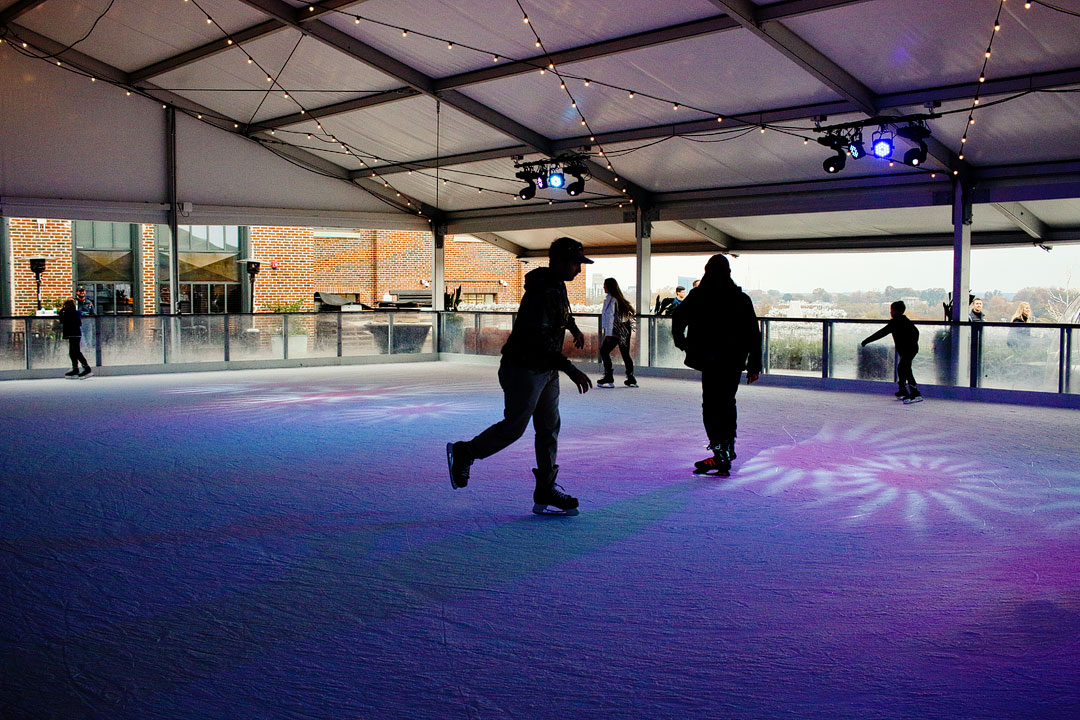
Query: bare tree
1042 267 1078 321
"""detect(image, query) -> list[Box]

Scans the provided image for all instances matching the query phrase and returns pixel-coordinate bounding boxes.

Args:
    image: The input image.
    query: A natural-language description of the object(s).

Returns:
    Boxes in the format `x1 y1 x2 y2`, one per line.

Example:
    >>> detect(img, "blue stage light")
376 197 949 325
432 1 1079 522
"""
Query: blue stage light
849 140 865 160
547 171 565 189
872 137 893 158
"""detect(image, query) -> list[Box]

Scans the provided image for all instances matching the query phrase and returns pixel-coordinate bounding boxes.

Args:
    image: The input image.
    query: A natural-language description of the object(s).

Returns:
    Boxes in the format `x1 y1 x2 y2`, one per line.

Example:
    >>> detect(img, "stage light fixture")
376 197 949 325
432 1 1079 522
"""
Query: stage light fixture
896 122 931 167
823 150 846 174
566 174 586 196
848 131 866 160
871 131 893 159
518 182 536 200
547 171 565 189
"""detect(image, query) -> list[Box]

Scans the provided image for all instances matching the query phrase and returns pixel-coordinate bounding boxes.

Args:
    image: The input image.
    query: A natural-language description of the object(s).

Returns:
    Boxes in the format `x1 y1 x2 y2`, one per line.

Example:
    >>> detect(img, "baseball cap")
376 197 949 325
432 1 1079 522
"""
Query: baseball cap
548 236 594 264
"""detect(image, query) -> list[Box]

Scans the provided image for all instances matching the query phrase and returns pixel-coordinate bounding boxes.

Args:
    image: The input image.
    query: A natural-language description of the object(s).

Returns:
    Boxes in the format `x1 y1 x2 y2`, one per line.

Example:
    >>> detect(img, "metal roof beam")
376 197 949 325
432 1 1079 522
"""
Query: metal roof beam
237 0 653 203
0 0 50 24
128 0 369 83
992 202 1049 240
706 0 877 114
675 219 739 250
361 65 1080 178
465 232 526 256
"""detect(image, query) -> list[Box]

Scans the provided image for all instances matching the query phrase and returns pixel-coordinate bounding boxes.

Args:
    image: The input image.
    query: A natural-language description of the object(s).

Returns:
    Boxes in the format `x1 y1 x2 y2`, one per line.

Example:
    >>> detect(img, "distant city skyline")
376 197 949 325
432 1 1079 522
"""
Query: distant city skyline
590 244 1080 296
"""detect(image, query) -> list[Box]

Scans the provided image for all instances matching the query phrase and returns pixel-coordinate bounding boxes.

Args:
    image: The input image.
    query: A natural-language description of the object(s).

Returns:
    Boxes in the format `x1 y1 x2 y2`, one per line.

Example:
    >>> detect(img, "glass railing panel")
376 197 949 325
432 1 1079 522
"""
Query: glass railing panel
26 317 69 370
274 313 322 359
474 312 513 356
98 315 164 366
979 323 1061 393
766 320 821 377
1069 328 1078 395
561 313 601 363
224 314 282 361
650 316 686 369
164 314 225 364
917 323 967 387
337 312 377 356
390 311 435 354
0 319 28 371
830 321 882 380
438 312 470 353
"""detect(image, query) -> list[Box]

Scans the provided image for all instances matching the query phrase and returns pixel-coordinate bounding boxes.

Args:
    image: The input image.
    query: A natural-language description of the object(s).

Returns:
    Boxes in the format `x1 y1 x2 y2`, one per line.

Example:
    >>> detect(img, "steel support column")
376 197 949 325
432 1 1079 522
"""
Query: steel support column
635 205 654 367
950 179 973 386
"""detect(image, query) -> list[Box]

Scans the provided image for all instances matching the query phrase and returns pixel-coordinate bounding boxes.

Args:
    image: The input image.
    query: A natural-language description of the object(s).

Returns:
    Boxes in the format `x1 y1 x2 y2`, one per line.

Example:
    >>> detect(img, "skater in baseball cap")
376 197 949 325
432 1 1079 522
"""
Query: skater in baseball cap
447 237 593 515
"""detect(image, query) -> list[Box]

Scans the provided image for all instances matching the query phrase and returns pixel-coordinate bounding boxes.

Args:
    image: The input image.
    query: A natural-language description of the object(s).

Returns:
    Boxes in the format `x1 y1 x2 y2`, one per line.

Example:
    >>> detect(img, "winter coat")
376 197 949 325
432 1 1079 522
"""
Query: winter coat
863 315 919 357
501 266 580 373
670 276 762 374
58 306 82 339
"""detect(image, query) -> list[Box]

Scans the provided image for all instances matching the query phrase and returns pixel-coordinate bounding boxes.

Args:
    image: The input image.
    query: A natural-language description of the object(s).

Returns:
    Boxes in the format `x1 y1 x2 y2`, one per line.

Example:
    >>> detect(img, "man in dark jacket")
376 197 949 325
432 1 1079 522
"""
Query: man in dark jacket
672 253 761 476
862 300 921 403
447 237 593 515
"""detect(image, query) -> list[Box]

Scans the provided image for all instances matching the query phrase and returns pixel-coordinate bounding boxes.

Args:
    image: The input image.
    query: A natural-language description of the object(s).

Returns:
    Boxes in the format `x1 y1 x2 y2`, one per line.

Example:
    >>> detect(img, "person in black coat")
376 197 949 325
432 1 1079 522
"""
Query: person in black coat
862 300 920 402
446 237 593 515
672 253 761 476
58 299 92 378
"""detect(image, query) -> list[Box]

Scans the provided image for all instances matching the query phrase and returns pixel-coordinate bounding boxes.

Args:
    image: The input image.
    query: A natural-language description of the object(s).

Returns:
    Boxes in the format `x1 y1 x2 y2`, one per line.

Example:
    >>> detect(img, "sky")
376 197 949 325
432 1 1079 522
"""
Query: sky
590 244 1080 296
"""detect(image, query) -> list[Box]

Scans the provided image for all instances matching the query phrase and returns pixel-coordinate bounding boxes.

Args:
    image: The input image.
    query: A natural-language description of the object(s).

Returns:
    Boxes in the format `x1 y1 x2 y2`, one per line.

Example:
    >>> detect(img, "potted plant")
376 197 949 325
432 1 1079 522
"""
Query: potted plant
268 299 310 357
440 285 466 353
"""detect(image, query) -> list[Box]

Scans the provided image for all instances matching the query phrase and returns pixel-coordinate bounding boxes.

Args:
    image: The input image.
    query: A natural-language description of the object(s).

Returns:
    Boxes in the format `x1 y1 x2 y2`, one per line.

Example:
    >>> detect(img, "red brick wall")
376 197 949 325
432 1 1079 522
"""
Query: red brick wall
313 230 376 304
7 220 585 314
249 226 315 312
9 218 73 315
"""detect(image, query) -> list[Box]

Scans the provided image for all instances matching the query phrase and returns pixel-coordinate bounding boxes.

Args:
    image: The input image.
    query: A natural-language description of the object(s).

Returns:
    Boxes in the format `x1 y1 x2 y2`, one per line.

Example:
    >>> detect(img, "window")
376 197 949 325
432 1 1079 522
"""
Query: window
156 225 243 313
461 293 496 304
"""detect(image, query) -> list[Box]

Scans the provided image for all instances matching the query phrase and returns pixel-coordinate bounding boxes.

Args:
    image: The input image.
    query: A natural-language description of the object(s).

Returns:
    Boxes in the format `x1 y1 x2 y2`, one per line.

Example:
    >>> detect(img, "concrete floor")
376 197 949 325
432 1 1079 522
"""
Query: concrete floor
2 363 1078 719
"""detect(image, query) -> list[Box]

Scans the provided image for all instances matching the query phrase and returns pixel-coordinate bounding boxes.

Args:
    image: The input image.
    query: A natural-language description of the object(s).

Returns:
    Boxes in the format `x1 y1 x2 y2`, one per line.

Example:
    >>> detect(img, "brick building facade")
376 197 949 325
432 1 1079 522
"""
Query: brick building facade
5 220 586 315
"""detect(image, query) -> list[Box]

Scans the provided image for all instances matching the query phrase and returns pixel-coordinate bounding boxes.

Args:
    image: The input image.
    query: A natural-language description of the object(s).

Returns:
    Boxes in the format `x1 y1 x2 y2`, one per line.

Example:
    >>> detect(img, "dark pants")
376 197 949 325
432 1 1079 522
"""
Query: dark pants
701 367 744 447
467 361 561 475
897 352 918 391
599 335 634 378
67 337 89 370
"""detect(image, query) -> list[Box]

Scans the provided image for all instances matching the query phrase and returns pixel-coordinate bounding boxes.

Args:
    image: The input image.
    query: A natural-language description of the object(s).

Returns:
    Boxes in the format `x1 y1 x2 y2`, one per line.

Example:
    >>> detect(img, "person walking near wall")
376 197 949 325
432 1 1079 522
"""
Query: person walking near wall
58 299 92 378
672 254 761 477
446 237 594 516
597 277 637 388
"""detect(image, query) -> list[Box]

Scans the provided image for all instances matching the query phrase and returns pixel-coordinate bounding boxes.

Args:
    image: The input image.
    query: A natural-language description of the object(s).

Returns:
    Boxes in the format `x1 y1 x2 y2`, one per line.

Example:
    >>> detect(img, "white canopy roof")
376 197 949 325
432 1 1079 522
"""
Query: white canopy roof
2 0 1079 254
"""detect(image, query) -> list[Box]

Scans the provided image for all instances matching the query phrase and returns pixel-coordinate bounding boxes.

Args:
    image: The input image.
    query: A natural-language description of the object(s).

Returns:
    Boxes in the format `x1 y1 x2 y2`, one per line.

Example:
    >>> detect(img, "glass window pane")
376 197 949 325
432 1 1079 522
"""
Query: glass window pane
73 221 92 248
207 226 225 250
227 284 242 313
224 226 240 250
192 284 210 314
190 225 209 252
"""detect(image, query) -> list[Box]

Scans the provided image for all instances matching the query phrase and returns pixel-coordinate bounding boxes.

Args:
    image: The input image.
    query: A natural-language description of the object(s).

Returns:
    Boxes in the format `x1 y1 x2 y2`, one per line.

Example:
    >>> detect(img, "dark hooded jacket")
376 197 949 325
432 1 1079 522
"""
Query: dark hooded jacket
501 266 580 373
58 304 83 339
863 315 919 357
671 275 762 374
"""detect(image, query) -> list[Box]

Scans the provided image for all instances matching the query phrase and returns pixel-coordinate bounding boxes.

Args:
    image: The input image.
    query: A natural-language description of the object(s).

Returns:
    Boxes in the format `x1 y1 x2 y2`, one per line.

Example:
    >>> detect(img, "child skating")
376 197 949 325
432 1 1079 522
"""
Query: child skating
862 300 922 404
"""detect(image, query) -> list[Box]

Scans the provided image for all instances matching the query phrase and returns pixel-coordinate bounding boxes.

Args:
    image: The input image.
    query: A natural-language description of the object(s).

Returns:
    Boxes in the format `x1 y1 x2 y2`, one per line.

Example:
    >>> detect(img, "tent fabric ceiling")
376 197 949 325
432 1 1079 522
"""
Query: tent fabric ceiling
2 0 1080 252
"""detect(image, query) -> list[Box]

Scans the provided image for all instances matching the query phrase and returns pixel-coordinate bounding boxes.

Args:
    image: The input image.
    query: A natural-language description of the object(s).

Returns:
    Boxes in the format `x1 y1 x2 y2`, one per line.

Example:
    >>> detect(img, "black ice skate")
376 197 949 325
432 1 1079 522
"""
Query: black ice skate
532 466 579 516
623 376 638 388
446 441 471 489
78 367 92 378
693 441 734 476
64 369 79 377
903 389 923 404
597 375 615 388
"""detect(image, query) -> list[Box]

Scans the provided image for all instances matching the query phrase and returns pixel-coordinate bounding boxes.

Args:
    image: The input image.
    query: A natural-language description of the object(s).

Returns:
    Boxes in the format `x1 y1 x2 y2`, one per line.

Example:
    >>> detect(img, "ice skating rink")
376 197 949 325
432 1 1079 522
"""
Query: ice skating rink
2 362 1078 719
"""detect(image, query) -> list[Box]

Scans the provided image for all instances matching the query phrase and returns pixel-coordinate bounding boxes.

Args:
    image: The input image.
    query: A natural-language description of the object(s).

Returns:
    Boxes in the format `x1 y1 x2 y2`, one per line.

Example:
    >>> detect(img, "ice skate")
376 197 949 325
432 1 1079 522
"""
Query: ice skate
597 374 615 388
903 389 923 404
623 376 638 388
78 367 92 378
64 369 79 377
693 441 734 476
446 441 471 489
532 466 579 516
894 386 909 400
